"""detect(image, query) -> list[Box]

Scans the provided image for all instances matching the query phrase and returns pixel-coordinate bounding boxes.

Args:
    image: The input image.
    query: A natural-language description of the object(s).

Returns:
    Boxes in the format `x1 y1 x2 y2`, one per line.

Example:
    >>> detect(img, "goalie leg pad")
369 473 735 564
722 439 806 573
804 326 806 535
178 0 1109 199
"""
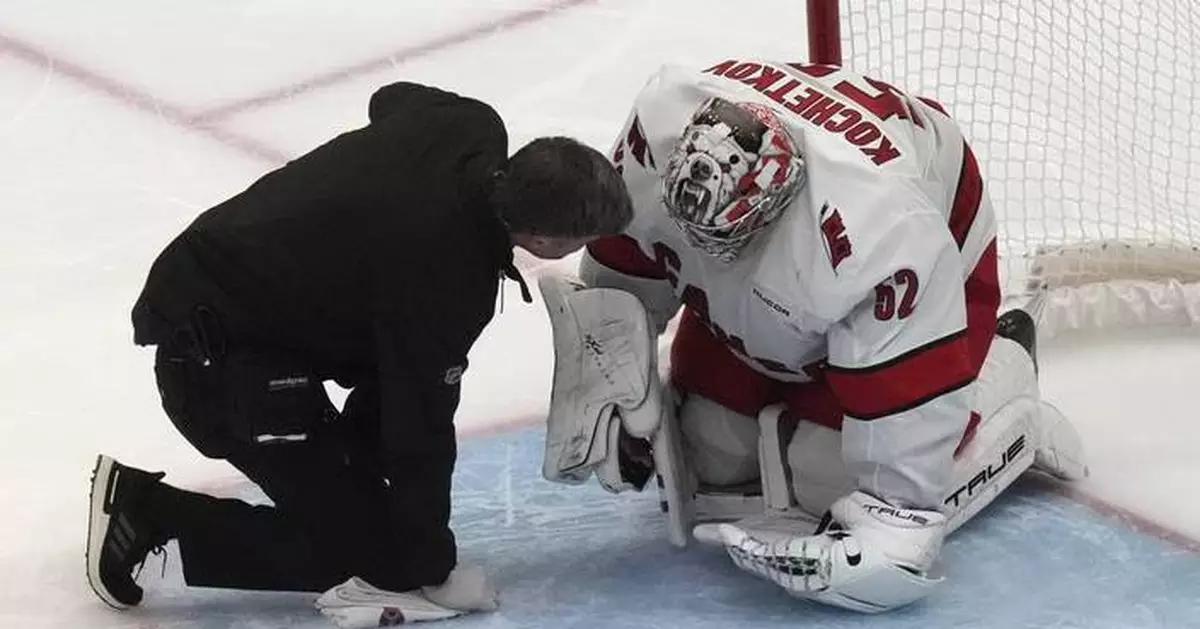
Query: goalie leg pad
941 336 1038 532
678 395 760 487
979 323 1087 481
537 276 664 486
762 335 1085 538
786 420 856 520
652 388 694 547
941 335 1088 532
1033 401 1088 481
942 397 1036 533
757 405 796 513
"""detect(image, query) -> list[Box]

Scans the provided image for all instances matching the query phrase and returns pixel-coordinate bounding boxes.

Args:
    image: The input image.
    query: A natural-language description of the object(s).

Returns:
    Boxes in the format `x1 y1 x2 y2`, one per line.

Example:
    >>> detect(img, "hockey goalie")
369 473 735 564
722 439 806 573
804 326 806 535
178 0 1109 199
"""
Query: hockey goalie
537 58 1089 614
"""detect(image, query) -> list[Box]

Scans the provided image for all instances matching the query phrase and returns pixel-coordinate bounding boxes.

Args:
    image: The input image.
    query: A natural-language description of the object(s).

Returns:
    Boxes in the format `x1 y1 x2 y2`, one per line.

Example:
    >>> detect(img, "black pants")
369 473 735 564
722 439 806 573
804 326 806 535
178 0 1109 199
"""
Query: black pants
149 343 425 593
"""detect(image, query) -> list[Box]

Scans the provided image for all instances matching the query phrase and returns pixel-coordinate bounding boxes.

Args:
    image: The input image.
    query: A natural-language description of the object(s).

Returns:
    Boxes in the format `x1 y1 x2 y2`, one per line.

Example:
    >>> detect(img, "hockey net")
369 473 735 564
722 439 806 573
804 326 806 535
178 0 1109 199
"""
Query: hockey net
817 0 1200 338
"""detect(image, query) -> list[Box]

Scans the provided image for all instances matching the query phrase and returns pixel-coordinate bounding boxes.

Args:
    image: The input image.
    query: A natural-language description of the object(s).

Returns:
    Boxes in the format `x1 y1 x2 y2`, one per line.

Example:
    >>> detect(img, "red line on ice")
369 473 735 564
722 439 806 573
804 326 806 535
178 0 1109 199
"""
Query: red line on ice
0 0 596 169
0 32 288 164
191 0 599 123
1028 475 1200 554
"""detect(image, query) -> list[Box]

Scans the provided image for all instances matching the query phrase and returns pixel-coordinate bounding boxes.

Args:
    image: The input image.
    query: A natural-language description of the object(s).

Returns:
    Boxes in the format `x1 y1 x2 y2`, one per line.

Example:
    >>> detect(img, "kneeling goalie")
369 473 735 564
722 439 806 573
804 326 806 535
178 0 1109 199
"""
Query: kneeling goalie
535 58 1088 614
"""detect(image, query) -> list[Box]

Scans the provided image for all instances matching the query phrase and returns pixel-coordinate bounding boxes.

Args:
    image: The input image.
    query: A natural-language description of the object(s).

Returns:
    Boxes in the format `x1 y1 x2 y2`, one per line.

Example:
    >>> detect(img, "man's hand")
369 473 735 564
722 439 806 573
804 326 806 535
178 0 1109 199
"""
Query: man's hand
421 564 498 612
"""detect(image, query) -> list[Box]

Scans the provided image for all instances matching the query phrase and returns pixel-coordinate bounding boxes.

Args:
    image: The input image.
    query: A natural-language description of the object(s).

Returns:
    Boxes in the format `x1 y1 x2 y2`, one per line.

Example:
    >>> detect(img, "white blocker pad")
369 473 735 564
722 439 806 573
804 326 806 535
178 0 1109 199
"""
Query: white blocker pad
537 275 692 547
537 275 664 480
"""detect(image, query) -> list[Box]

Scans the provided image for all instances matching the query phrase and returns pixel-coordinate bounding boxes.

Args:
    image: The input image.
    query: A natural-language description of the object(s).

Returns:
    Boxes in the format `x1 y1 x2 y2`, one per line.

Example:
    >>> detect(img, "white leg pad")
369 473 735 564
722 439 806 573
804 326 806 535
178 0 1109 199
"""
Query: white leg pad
1033 401 1089 481
941 397 1037 534
761 337 1087 537
673 395 768 526
757 405 797 513
942 336 1088 532
652 393 694 547
678 395 760 487
786 421 856 519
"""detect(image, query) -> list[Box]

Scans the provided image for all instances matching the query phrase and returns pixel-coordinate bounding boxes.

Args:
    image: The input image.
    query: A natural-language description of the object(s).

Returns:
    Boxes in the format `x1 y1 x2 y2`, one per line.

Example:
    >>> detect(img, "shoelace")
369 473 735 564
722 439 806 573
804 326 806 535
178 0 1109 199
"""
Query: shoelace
131 544 168 581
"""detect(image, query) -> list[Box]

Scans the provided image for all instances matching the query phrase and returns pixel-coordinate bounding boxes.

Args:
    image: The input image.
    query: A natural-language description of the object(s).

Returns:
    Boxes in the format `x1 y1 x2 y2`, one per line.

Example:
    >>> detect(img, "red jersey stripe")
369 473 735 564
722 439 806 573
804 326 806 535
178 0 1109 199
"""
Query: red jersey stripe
948 141 984 249
825 329 975 420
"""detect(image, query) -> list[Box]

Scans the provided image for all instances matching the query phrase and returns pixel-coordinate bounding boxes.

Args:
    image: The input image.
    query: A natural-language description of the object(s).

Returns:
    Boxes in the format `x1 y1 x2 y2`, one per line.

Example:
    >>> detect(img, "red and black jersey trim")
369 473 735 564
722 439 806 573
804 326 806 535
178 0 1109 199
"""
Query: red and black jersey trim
825 328 976 420
948 141 983 249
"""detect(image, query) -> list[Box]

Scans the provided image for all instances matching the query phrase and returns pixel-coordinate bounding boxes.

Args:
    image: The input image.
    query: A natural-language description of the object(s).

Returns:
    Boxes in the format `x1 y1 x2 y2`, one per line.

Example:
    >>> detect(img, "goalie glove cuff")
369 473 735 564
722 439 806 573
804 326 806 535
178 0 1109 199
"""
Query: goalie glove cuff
831 491 947 573
706 491 947 614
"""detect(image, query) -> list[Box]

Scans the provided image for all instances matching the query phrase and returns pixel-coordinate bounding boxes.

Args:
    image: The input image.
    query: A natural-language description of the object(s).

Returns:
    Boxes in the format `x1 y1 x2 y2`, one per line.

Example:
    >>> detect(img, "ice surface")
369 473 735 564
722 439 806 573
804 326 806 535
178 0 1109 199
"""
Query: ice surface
0 1 1197 627
45 428 1200 629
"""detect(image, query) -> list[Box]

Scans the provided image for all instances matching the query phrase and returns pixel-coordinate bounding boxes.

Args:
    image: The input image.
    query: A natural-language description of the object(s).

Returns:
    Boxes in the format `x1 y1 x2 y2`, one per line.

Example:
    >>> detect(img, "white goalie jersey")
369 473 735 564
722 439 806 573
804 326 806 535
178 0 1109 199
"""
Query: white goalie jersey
589 59 1001 512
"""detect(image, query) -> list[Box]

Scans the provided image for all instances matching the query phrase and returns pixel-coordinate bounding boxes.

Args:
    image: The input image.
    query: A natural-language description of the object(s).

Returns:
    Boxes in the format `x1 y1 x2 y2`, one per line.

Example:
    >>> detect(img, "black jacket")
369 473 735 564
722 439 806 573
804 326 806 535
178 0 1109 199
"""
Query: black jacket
132 82 523 587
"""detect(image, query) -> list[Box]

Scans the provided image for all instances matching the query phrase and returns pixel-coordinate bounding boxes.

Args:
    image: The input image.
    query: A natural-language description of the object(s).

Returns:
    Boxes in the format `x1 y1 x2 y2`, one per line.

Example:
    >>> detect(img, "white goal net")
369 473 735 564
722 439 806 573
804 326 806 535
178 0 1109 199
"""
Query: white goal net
835 0 1200 336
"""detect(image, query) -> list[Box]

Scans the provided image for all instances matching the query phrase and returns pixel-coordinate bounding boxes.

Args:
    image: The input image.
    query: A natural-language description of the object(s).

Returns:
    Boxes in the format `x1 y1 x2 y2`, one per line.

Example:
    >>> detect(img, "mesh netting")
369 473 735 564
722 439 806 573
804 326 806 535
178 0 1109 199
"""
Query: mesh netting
840 0 1200 298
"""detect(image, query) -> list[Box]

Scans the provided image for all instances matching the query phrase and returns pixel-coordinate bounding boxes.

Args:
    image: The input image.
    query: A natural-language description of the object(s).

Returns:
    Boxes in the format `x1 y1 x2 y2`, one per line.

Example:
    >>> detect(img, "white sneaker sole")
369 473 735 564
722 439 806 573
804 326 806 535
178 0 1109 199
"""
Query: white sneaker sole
86 454 129 610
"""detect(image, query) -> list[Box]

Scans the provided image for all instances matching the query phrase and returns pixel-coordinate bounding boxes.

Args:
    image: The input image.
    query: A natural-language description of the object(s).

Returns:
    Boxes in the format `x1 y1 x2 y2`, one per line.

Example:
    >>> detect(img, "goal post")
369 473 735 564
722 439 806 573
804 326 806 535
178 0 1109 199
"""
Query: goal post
806 0 1200 338
806 0 842 67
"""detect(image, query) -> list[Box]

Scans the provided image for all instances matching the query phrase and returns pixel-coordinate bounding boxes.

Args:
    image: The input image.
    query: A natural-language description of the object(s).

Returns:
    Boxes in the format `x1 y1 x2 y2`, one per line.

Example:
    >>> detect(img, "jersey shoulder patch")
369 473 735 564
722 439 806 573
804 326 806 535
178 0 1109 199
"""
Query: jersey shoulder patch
817 202 854 272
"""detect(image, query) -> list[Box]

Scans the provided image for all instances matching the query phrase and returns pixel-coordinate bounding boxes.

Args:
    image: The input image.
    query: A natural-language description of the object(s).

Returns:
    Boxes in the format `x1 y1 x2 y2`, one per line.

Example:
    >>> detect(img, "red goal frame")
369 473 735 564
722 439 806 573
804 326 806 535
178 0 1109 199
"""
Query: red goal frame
807 0 842 65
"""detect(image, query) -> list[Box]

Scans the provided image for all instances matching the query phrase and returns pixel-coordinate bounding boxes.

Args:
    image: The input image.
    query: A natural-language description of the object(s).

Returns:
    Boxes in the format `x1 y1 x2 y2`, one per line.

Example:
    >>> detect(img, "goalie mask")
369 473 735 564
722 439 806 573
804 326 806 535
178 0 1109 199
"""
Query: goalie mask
662 97 805 262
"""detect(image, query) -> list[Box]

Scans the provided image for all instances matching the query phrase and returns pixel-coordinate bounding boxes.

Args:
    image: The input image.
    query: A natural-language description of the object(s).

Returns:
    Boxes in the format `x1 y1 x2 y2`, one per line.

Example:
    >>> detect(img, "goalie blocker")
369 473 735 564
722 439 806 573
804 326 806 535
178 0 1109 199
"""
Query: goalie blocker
538 275 693 546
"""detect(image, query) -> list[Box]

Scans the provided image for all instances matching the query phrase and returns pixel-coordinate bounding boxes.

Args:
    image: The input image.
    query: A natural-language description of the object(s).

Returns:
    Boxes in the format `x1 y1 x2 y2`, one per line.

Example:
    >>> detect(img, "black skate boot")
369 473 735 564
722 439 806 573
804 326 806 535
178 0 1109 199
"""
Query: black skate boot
995 308 1038 372
86 454 171 609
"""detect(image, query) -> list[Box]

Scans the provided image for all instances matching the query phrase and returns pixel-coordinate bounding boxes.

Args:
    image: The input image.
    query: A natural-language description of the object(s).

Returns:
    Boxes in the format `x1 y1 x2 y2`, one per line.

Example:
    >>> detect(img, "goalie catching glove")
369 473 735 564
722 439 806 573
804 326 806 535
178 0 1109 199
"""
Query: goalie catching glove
694 491 947 614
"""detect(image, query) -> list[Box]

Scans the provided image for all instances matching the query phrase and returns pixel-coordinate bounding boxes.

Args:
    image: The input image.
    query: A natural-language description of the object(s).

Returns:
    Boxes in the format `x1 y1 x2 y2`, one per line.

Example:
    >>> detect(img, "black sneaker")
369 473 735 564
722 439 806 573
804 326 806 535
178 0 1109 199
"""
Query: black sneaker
86 455 170 609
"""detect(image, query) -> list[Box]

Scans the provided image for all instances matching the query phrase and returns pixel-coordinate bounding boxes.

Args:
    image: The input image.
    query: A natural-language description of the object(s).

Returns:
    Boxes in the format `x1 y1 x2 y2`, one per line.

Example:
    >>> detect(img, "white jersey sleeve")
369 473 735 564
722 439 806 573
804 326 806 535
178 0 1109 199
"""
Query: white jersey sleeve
581 68 705 322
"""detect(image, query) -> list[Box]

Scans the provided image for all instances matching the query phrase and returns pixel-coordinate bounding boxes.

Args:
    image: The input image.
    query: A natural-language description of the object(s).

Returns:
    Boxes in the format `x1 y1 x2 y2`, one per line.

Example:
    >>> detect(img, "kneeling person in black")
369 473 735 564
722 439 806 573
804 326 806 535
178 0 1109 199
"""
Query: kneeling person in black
86 81 632 612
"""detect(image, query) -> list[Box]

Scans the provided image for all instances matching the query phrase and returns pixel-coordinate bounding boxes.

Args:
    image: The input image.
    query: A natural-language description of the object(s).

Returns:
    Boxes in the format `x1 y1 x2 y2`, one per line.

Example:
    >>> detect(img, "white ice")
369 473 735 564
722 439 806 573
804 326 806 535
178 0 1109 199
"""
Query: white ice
0 1 1197 627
